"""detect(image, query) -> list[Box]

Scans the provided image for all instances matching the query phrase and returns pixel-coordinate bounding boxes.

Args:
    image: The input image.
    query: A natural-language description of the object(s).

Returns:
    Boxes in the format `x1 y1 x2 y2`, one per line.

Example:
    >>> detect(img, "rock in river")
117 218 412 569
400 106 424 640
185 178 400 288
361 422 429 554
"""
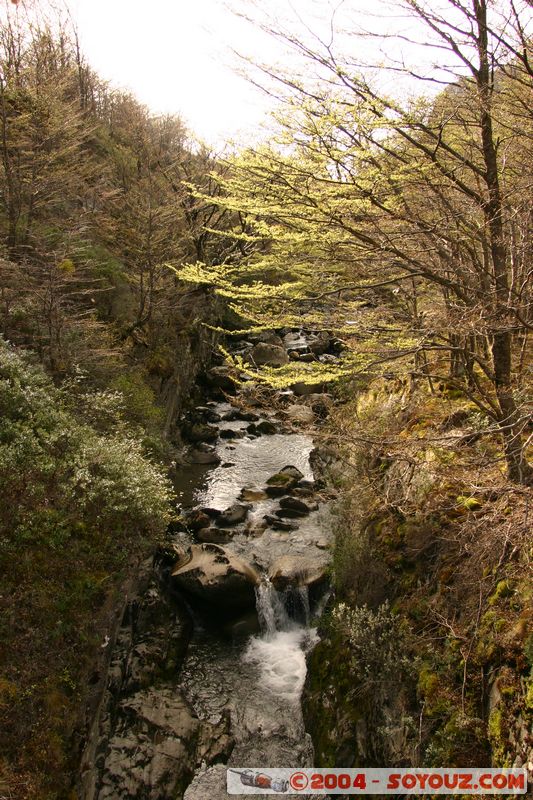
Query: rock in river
278 496 312 516
216 502 250 527
171 543 259 614
269 556 328 591
189 444 221 465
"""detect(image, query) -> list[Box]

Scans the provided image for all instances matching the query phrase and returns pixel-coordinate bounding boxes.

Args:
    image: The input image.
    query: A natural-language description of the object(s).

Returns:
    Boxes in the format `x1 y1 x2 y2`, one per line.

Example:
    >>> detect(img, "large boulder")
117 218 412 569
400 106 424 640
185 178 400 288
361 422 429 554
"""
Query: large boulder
171 544 260 614
183 423 218 443
277 496 313 516
268 556 328 592
265 466 302 496
248 342 289 367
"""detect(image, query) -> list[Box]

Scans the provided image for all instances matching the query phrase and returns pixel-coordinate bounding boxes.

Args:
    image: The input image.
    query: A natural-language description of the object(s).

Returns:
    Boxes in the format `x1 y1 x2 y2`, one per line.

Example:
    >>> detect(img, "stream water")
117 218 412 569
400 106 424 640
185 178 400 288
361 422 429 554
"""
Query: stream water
174 400 332 799
79 388 333 800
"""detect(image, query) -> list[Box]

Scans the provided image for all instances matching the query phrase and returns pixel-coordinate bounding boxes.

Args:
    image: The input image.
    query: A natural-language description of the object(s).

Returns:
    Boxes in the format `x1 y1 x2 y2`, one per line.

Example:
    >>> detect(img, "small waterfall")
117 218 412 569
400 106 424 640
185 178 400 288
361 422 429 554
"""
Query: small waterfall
255 579 291 635
243 579 318 703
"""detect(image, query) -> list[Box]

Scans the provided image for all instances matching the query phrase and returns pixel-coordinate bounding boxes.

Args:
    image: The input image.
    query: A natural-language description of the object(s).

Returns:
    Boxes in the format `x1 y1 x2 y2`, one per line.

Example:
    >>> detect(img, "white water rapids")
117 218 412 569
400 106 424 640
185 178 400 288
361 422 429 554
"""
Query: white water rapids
244 580 319 704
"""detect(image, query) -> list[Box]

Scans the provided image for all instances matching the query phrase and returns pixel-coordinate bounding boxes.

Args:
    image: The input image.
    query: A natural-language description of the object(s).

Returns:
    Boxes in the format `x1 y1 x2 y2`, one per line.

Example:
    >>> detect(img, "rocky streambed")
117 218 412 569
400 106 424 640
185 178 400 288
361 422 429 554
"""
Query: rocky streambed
78 329 340 800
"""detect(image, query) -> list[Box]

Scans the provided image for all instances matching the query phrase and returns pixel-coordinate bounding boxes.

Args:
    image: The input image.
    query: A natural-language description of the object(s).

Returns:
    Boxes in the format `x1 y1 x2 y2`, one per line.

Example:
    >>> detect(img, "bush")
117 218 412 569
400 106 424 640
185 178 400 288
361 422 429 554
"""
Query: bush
0 338 171 544
0 338 173 793
330 600 412 695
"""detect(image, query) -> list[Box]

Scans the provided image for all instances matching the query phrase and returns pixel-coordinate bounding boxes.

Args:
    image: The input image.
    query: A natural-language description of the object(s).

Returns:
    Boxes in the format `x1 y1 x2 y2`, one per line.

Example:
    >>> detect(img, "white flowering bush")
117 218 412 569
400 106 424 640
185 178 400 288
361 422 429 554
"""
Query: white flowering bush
330 600 412 695
0 338 172 547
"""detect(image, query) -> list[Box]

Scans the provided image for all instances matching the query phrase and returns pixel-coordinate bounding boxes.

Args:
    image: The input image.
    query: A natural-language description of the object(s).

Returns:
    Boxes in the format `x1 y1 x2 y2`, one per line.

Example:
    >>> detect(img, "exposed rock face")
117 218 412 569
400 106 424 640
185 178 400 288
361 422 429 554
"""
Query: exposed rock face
94 688 200 800
77 570 233 800
205 366 236 393
248 342 289 367
171 544 260 614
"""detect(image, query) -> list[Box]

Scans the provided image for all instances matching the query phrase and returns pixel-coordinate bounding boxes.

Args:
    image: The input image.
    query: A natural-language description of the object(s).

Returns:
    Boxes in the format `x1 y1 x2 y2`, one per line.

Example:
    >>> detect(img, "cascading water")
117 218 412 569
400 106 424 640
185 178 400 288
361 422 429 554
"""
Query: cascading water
243 580 319 704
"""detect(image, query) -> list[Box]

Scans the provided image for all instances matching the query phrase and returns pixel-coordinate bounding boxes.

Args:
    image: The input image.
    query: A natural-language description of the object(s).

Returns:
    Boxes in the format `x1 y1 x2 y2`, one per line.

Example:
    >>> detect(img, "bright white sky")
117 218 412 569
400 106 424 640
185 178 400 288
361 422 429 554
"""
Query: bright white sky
64 0 401 147
8 0 506 146
67 0 277 147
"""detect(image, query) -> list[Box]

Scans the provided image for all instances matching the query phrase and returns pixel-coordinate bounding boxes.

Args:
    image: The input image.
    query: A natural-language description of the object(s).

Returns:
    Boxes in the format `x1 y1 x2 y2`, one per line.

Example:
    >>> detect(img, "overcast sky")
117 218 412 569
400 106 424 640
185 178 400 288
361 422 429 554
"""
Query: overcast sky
5 0 484 146
64 0 412 147
67 0 303 147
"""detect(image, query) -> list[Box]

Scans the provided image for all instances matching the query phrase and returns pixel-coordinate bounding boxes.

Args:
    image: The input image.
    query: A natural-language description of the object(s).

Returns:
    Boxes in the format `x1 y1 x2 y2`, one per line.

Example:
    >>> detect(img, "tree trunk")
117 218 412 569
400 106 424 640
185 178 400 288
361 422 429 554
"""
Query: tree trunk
475 0 532 483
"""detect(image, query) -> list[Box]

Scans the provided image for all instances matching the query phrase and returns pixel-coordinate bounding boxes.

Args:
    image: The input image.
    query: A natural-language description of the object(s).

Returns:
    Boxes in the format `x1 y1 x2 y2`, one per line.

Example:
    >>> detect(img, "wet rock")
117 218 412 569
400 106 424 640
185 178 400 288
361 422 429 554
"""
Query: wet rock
237 410 260 422
171 543 260 614
269 556 328 590
245 521 268 537
240 486 269 502
297 478 316 491
184 423 218 443
308 331 332 355
195 406 222 423
196 527 235 545
280 465 305 480
265 485 289 498
283 331 309 352
299 352 317 363
279 496 312 515
285 404 315 424
248 342 289 367
219 428 245 439
216 502 250 527
275 506 309 519
221 408 241 421
249 331 285 348
166 516 187 535
199 507 222 519
256 419 277 435
185 509 211 531
265 466 303 495
292 486 316 499
189 445 221 465
263 514 299 532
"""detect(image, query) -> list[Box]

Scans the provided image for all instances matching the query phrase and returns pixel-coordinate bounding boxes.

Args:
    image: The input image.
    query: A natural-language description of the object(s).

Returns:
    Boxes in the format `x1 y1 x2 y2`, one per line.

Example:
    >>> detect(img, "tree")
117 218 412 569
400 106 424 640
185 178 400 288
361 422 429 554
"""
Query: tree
179 0 532 484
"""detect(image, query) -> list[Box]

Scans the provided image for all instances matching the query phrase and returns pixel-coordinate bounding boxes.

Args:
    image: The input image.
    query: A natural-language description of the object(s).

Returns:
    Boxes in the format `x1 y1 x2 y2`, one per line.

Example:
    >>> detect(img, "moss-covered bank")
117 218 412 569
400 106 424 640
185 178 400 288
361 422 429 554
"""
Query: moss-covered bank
304 378 532 781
